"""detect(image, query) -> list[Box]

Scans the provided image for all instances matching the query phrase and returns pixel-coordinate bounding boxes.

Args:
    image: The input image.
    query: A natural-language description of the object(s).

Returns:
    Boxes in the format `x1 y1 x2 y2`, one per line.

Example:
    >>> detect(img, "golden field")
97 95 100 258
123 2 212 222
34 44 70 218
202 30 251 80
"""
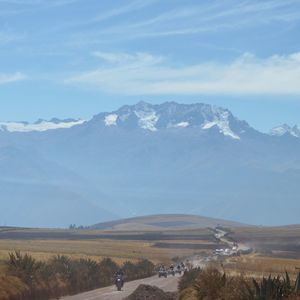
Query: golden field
0 238 211 265
0 224 300 278
223 254 300 279
222 225 300 279
0 227 216 266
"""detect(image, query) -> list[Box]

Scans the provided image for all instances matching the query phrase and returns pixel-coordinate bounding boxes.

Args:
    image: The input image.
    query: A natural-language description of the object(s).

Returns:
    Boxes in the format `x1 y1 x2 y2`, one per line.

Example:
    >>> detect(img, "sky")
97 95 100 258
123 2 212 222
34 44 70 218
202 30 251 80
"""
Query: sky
0 0 300 132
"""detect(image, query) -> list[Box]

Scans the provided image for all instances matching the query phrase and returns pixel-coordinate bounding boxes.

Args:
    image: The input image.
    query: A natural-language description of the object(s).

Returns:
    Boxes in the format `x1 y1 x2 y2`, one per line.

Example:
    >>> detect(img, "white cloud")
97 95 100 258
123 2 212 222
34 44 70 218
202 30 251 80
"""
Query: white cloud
0 72 27 84
92 51 163 65
89 0 158 24
66 51 300 96
70 0 300 44
47 0 158 35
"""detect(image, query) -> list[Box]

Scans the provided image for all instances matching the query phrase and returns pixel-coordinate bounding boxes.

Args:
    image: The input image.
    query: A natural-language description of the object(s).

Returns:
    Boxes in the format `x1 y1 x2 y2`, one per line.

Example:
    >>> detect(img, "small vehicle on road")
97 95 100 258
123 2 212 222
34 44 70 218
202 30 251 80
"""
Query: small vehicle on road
168 268 175 276
168 264 175 276
175 264 182 275
158 266 168 278
180 262 187 273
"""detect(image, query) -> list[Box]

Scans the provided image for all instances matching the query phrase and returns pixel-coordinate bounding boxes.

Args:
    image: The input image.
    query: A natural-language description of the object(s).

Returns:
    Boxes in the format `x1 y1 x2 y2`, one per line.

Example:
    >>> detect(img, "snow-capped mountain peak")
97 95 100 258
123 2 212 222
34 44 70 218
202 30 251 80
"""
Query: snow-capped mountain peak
134 108 159 132
0 118 85 132
270 124 300 138
202 108 240 140
96 101 251 140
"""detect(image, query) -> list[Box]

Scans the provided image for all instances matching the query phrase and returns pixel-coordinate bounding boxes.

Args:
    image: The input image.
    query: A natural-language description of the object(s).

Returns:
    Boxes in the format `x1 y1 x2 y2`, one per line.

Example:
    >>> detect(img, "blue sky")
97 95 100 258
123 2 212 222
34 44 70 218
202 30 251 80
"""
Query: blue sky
0 0 300 132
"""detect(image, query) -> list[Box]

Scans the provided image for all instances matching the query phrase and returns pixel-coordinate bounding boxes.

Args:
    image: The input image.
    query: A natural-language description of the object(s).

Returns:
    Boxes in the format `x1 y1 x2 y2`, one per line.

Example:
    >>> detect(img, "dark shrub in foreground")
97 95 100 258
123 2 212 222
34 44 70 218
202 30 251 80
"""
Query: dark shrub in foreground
179 268 300 300
1 251 154 300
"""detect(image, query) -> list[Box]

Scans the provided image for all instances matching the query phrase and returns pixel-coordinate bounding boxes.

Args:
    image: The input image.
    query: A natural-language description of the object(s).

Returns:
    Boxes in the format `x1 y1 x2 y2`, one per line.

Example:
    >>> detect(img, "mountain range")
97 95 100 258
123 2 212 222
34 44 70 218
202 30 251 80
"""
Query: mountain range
0 101 299 227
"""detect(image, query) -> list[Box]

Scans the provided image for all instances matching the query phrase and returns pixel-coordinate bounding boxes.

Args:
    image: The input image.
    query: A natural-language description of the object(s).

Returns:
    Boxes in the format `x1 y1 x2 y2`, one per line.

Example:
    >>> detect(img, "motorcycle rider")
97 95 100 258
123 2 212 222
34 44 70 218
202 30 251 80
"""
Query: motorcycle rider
160 264 166 271
114 269 124 287
159 264 168 278
169 263 175 275
180 262 187 272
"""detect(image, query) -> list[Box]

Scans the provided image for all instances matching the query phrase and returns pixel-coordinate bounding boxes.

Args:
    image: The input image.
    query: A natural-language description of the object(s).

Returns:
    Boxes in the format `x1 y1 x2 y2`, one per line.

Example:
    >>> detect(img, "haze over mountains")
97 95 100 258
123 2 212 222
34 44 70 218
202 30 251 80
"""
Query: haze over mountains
0 118 85 132
269 124 300 138
0 101 299 227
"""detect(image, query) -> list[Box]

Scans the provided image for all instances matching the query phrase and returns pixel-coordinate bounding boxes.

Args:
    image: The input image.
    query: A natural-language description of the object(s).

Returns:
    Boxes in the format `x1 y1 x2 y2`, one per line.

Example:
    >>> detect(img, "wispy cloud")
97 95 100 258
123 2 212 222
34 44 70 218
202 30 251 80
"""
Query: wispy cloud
69 0 300 44
0 0 83 16
91 51 163 65
0 72 27 84
66 51 300 96
45 0 158 35
0 29 25 44
89 0 157 24
0 0 81 7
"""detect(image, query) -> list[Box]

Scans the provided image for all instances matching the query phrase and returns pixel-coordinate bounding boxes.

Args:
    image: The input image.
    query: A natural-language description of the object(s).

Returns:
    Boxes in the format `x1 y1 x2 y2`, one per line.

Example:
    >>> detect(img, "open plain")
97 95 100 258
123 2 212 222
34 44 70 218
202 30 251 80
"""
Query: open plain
1 216 300 276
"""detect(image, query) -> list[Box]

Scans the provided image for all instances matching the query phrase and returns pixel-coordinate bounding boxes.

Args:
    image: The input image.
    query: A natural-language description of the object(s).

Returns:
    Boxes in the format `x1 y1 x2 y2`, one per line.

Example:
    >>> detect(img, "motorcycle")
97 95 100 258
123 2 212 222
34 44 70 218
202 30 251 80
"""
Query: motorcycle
115 274 123 291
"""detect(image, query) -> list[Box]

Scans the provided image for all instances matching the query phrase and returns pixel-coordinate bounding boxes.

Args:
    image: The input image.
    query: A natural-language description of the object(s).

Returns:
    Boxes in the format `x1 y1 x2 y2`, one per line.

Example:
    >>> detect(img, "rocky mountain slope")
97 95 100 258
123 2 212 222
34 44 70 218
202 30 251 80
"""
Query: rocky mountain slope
1 102 299 227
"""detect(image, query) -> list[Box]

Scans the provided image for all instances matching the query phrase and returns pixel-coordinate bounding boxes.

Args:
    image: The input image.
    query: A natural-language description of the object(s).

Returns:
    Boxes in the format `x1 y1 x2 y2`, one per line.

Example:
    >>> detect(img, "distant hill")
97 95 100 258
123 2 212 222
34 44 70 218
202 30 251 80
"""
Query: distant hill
90 214 246 231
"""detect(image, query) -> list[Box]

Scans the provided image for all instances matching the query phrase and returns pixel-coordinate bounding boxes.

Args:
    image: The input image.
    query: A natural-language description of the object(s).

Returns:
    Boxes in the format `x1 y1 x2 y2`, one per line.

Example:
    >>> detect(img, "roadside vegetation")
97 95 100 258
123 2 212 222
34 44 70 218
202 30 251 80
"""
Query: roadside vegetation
0 251 155 300
179 267 300 300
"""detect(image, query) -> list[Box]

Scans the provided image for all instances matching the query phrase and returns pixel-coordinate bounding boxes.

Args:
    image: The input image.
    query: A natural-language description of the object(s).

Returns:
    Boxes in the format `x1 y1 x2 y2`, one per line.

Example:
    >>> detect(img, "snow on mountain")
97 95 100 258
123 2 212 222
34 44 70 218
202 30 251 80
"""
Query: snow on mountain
270 124 300 138
201 108 240 140
134 109 159 132
0 118 86 132
172 121 189 128
97 101 248 139
0 101 300 227
0 102 252 139
104 114 118 126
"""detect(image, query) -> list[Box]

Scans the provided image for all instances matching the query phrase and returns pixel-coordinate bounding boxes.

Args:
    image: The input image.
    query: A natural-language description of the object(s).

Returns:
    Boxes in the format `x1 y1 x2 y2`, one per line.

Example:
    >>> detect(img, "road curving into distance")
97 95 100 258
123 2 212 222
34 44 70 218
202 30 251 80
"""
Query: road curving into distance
61 227 251 300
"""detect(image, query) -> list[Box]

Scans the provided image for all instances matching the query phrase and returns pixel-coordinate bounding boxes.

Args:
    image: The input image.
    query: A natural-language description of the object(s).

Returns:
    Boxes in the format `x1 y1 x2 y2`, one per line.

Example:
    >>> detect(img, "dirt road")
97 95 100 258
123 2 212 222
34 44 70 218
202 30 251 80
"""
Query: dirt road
191 227 252 268
214 228 251 252
61 274 179 300
61 227 251 300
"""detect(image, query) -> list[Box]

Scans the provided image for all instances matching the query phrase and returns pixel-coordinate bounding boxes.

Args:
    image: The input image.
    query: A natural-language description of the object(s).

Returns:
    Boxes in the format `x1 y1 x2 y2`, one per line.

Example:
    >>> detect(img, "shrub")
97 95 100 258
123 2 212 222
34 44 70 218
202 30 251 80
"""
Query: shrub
192 267 227 299
6 251 41 284
178 267 202 292
251 272 293 299
1 252 155 300
179 268 300 300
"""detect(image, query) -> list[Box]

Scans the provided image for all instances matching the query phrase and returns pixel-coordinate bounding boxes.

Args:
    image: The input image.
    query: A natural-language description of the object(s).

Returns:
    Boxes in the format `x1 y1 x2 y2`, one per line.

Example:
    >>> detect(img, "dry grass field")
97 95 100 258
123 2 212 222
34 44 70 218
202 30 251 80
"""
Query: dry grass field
229 225 300 259
1 223 300 280
0 227 217 266
219 225 300 280
223 254 300 279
